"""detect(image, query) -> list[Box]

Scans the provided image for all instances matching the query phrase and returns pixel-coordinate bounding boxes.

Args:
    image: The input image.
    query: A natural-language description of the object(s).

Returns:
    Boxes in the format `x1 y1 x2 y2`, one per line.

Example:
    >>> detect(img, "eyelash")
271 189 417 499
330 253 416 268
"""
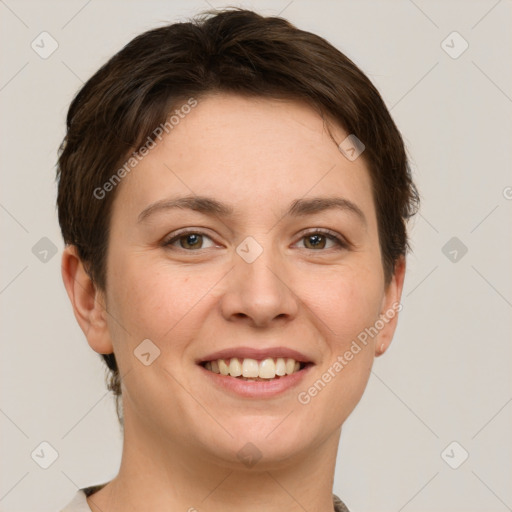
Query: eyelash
162 228 349 251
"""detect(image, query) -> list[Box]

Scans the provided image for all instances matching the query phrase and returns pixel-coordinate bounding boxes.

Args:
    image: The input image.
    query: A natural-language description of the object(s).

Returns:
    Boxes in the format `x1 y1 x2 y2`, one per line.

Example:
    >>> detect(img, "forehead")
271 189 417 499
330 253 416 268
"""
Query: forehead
111 93 376 225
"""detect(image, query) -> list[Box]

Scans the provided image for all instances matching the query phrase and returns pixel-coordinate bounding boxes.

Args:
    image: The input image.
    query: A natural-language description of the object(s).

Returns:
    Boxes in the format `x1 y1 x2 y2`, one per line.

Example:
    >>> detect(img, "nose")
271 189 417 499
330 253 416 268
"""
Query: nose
219 242 299 328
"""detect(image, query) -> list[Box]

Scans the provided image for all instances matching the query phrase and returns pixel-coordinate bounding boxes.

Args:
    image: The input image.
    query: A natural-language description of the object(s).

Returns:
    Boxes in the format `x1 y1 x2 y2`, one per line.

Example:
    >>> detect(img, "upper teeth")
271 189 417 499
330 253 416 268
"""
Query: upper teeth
204 357 301 379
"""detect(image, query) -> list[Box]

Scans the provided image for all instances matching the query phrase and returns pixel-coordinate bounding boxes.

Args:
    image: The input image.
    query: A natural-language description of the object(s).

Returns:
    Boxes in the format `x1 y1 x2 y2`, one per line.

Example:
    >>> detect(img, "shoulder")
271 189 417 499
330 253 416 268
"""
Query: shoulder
59 489 89 512
59 482 109 512
333 493 351 512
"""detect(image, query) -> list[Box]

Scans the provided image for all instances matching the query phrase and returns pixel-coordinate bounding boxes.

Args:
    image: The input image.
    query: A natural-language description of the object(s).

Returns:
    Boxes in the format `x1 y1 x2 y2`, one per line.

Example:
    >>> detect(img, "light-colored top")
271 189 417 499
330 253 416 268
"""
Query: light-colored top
60 486 350 512
59 490 92 512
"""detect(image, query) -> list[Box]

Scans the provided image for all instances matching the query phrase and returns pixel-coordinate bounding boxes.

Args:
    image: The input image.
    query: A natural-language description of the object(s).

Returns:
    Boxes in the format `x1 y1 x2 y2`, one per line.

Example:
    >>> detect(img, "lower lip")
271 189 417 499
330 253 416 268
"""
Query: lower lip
198 364 313 398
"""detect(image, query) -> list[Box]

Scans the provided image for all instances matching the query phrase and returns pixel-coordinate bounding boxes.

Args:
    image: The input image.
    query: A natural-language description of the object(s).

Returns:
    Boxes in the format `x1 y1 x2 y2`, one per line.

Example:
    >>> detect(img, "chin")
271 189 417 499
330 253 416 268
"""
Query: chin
219 417 315 463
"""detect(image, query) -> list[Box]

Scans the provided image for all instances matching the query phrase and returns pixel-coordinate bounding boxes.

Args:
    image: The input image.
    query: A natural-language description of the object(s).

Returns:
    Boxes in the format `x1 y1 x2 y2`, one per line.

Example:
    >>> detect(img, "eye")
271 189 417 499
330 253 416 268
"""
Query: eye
296 229 348 250
163 230 216 250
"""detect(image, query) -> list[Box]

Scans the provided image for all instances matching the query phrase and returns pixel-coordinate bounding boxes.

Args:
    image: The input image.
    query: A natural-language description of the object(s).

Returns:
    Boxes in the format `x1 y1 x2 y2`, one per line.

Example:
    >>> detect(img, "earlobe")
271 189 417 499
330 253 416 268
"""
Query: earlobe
61 245 114 355
375 257 406 357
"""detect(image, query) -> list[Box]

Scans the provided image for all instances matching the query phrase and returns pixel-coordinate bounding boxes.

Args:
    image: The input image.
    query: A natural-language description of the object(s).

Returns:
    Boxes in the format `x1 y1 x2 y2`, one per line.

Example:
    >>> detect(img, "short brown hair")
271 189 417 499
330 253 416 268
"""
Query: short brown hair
57 8 419 425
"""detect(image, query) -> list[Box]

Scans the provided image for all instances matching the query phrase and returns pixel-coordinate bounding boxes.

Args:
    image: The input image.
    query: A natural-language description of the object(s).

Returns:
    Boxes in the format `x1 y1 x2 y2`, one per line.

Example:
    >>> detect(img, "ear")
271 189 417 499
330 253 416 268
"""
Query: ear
374 256 406 357
61 245 114 355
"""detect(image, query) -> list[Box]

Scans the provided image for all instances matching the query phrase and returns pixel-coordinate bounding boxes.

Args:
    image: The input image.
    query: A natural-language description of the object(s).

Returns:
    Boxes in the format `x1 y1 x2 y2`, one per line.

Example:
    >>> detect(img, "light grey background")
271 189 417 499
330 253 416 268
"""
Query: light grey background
1 1 511 511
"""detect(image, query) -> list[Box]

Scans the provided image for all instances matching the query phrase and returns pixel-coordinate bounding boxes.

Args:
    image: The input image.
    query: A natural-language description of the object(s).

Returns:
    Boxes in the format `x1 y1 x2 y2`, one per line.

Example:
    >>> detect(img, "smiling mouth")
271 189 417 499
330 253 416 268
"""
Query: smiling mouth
200 357 311 381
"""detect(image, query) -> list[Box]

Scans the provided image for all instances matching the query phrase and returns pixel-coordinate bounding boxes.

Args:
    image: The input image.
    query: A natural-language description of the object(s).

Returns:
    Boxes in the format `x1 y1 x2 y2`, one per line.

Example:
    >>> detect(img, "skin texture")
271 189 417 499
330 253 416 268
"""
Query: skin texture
62 93 405 512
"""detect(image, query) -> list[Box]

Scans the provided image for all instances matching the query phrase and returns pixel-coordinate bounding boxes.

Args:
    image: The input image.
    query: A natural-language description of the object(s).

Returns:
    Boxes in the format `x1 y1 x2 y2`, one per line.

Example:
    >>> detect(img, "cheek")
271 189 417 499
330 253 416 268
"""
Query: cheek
106 253 222 350
305 263 384 348
296 273 381 424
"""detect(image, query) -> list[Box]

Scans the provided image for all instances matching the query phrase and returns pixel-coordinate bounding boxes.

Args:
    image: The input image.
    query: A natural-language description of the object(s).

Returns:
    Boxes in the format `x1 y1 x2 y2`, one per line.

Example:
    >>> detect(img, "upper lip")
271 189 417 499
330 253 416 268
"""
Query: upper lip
197 346 314 364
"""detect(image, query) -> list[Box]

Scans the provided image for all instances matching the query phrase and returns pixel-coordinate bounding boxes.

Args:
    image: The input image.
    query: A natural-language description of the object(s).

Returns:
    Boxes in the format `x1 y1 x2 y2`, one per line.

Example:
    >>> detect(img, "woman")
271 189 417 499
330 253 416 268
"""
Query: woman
57 8 418 511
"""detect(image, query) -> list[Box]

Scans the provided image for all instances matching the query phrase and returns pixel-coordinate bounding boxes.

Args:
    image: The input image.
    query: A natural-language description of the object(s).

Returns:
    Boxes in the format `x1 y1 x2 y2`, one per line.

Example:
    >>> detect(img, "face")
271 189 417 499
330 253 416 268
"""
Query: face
81 93 404 468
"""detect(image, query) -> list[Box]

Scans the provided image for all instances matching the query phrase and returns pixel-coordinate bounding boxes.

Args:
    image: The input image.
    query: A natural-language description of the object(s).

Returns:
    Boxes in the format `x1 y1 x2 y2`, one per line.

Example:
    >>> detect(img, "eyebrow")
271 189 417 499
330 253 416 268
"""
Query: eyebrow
138 196 233 223
137 195 366 225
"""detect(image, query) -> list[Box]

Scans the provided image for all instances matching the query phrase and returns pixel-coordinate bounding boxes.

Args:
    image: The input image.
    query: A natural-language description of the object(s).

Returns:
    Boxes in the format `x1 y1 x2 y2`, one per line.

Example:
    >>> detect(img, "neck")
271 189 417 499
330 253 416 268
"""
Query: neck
87 408 341 512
